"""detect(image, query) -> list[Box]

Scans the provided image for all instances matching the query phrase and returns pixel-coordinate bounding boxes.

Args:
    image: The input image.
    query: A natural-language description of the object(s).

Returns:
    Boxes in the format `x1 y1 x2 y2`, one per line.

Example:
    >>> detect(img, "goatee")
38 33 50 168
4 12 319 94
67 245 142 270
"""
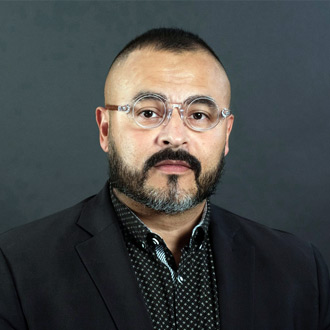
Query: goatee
108 141 225 214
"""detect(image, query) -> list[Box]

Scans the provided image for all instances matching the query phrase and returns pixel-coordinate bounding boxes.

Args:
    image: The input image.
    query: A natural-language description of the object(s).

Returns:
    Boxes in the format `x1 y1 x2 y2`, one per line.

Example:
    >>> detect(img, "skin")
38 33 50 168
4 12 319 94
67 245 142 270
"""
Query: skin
96 48 234 265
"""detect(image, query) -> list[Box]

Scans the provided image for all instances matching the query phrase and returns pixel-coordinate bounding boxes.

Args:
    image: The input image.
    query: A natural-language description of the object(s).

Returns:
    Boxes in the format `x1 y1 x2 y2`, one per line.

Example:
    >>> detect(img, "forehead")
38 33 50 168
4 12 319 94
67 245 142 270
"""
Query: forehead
105 48 230 106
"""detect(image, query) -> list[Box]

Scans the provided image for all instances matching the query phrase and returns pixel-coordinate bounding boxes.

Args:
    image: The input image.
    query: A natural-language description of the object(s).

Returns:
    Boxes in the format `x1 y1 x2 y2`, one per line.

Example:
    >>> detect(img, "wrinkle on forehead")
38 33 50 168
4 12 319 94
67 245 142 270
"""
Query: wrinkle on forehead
105 48 231 107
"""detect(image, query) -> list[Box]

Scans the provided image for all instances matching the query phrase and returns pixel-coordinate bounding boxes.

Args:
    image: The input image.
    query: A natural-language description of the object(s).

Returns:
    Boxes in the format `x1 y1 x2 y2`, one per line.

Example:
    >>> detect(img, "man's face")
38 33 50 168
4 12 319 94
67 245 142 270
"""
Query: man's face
97 48 233 214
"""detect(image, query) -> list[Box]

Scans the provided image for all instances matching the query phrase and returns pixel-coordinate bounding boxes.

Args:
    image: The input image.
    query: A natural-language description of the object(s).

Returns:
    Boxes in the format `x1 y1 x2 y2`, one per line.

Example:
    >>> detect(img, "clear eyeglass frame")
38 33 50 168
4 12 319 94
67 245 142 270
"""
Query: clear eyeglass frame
105 93 232 132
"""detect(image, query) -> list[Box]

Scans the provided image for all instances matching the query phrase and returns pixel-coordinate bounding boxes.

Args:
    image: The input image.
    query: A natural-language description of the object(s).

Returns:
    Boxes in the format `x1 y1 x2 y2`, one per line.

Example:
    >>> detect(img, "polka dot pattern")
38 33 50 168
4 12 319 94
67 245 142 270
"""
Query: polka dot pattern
110 188 220 330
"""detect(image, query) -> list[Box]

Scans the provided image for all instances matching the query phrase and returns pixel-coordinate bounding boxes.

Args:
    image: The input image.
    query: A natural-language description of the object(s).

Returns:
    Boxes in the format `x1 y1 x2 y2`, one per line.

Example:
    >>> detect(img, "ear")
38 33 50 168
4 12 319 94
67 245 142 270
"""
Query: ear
224 114 234 156
95 107 110 153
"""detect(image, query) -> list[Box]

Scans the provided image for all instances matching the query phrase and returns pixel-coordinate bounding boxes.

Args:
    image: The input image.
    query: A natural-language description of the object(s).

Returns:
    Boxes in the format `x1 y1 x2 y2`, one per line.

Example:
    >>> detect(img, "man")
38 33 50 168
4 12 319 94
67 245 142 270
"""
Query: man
0 28 329 330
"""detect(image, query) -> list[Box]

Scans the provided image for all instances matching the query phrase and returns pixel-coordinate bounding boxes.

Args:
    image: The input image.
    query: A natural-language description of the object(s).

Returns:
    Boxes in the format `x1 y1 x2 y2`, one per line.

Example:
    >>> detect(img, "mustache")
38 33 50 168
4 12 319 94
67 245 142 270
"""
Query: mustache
143 148 202 178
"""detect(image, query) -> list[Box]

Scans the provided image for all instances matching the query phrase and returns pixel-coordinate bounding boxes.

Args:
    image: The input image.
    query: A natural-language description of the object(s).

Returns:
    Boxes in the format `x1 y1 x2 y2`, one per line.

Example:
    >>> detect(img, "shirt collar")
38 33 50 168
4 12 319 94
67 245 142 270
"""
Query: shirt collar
109 186 210 249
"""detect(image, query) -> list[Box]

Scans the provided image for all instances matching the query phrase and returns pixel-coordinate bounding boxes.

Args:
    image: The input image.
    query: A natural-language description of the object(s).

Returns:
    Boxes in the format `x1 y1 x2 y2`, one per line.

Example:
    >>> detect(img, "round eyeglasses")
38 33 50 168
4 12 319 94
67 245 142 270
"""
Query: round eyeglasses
105 94 231 132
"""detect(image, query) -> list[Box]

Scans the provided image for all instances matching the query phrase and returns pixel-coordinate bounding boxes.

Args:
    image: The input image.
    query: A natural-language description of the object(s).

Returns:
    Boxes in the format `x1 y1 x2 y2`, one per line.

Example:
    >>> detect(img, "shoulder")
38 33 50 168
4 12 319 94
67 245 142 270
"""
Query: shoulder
0 195 95 254
209 203 320 265
211 203 307 243
210 204 330 325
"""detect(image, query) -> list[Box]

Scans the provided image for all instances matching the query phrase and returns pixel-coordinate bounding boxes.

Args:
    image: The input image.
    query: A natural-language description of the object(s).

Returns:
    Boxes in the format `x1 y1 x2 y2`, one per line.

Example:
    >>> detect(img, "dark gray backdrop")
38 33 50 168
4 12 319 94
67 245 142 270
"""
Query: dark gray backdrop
1 1 329 266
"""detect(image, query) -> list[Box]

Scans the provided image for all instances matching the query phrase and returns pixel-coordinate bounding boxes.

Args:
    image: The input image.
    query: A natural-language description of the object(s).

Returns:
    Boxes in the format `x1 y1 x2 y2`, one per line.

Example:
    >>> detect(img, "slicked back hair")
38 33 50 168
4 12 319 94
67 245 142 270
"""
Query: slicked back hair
109 28 225 71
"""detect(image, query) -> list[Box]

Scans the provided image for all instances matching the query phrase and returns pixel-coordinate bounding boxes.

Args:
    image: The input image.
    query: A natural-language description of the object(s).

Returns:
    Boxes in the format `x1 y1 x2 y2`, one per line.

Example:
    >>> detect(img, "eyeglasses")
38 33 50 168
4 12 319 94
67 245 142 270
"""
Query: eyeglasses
105 93 231 132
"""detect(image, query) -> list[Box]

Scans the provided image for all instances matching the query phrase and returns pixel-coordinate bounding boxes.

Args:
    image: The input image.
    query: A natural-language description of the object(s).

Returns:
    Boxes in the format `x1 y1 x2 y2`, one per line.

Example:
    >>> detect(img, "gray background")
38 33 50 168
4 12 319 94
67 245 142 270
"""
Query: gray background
1 1 329 266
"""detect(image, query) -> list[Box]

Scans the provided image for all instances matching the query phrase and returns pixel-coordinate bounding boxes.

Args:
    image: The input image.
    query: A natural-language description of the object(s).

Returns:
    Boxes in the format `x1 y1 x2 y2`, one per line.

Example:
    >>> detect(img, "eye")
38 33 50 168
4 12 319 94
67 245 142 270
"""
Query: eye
192 112 208 120
141 110 158 118
189 111 211 121
136 108 162 119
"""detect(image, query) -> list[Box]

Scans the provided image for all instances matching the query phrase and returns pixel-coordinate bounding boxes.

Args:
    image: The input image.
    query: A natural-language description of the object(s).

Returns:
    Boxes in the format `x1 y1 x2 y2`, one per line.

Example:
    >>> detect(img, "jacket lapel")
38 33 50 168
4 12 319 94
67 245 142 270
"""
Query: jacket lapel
74 184 255 330
75 184 153 330
210 206 255 330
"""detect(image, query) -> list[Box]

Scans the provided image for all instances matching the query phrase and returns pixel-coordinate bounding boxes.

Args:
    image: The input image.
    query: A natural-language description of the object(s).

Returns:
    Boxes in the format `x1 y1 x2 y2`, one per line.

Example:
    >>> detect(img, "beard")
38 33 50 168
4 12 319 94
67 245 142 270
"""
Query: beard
107 139 225 215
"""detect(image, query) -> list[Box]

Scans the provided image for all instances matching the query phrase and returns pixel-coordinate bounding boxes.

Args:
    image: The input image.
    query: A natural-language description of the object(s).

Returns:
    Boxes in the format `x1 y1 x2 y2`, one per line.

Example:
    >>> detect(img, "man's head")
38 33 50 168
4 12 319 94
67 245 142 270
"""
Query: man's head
96 28 234 214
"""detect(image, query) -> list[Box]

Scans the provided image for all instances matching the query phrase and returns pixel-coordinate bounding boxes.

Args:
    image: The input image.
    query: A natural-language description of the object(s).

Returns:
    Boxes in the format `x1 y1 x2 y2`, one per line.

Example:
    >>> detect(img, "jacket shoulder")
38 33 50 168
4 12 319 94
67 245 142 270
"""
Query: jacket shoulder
0 195 95 252
210 203 315 256
210 204 330 327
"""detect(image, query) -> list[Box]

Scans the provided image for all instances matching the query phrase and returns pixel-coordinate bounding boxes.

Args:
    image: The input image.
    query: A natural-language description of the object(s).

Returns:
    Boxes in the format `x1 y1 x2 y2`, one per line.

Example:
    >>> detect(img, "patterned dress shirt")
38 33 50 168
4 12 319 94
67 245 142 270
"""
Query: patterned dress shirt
110 188 220 330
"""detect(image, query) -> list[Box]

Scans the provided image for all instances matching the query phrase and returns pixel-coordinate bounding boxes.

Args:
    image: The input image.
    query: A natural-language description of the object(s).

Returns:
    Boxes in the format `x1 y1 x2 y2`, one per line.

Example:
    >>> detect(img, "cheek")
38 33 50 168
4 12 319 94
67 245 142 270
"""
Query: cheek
110 121 155 168
112 136 142 168
197 133 226 170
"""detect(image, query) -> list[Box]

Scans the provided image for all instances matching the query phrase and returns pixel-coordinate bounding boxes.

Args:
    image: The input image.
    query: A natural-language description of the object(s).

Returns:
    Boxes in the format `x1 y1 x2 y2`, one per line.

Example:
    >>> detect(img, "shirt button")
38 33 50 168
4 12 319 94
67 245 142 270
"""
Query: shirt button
177 275 184 284
151 237 159 245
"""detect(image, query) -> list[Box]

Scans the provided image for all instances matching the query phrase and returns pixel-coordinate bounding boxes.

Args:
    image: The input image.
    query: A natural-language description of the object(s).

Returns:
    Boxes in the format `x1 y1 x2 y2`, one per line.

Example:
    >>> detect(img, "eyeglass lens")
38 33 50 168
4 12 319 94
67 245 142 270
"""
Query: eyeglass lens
133 95 220 130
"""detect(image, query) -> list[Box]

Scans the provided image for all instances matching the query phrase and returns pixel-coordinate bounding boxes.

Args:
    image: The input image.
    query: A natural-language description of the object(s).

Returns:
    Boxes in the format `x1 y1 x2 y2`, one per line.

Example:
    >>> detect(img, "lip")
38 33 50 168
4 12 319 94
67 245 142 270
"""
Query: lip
154 160 191 174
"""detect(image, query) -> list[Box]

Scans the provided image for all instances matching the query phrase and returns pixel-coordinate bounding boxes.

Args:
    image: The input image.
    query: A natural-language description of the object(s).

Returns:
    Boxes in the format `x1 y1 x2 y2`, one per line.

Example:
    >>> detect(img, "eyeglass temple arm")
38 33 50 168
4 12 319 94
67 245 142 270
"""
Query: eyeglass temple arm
222 108 231 118
105 105 131 113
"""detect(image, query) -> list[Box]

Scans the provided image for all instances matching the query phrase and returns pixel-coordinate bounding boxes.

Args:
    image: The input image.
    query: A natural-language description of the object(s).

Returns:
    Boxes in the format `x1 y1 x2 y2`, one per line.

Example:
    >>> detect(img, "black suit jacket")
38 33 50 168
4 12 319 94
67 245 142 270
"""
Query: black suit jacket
0 183 329 330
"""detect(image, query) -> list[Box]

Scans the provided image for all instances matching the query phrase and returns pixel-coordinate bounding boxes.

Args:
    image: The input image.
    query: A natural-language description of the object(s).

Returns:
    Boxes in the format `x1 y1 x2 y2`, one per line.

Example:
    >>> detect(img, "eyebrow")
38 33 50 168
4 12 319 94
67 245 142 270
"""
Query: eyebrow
184 95 215 105
131 91 167 103
130 91 214 104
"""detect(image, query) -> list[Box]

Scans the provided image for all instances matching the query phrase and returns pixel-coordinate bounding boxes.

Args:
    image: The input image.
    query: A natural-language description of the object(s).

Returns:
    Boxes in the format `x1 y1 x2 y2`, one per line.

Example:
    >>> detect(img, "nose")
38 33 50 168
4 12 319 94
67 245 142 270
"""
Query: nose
156 106 189 148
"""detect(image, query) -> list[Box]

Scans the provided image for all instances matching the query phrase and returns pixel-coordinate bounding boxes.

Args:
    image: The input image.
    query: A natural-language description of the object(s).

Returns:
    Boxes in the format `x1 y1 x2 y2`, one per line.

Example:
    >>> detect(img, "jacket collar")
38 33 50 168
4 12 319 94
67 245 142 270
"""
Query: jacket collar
210 204 255 330
75 183 255 330
75 183 154 330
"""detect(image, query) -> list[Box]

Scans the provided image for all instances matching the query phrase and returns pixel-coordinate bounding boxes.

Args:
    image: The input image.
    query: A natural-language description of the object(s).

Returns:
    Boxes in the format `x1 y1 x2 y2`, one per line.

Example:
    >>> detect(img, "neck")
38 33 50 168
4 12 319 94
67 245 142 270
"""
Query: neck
113 188 206 265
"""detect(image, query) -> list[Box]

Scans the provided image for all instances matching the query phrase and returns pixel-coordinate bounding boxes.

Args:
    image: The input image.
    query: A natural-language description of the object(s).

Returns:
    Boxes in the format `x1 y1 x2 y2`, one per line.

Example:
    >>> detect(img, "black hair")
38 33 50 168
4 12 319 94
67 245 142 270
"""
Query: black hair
110 28 224 70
